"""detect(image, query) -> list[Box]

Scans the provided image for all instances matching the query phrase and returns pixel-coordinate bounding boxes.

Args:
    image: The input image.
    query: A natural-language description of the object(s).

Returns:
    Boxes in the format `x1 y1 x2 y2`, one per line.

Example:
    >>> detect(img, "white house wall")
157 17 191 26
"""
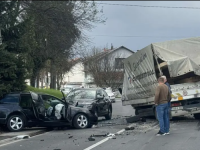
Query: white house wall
84 46 134 87
100 47 134 68
63 62 85 84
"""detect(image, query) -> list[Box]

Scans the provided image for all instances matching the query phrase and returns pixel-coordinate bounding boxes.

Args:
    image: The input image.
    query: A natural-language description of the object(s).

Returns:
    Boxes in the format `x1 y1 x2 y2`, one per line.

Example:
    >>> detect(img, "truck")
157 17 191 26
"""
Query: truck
122 37 200 119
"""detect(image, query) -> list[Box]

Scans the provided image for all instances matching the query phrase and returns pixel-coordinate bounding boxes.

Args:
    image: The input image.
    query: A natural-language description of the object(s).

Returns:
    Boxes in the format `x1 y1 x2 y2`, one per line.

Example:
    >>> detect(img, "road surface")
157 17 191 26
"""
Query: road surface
1 99 200 150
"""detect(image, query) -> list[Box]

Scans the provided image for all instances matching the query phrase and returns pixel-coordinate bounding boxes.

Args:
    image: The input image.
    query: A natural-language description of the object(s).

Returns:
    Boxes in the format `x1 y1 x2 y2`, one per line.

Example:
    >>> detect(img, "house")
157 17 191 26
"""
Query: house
61 61 85 88
83 46 134 88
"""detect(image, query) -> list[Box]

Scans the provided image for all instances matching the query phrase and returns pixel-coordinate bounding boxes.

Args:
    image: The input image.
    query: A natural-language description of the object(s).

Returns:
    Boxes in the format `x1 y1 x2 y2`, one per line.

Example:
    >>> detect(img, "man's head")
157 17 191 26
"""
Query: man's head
161 75 167 83
158 77 165 84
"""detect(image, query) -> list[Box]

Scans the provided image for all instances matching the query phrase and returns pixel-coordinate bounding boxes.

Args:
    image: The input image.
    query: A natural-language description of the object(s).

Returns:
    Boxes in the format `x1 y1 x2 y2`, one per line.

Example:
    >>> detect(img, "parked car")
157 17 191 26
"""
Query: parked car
0 92 98 132
66 88 112 120
105 88 116 103
61 87 73 95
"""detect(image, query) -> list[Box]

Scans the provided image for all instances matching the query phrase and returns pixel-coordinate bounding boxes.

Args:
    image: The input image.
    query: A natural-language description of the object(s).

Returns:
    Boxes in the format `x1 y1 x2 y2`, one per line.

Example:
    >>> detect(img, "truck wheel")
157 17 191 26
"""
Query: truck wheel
194 113 200 120
7 115 25 132
73 113 89 129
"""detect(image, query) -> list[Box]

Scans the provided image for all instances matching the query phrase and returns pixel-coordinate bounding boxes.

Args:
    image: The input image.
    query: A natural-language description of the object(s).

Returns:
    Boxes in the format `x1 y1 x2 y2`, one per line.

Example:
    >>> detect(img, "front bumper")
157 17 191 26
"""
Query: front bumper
87 111 98 125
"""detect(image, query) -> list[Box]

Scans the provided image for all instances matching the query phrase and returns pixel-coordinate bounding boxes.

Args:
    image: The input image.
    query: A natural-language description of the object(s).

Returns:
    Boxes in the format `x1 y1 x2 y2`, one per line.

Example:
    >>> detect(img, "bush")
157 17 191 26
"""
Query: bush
26 85 63 99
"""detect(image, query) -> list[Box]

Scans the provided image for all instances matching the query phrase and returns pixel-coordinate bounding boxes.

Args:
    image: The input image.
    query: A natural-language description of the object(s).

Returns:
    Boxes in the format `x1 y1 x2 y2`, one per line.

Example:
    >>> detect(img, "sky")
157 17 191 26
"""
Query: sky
85 1 200 52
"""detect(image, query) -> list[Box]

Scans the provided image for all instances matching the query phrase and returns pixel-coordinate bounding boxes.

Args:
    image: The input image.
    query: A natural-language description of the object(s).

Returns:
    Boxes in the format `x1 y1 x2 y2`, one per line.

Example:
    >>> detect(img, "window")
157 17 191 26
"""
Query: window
0 94 19 103
115 58 125 69
41 95 62 109
20 94 32 108
67 89 96 101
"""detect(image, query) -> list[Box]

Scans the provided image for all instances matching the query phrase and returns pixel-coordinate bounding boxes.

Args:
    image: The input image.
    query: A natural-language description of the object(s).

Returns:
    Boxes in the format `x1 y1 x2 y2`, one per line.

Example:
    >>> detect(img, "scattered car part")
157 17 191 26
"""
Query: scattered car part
88 137 95 141
125 126 135 130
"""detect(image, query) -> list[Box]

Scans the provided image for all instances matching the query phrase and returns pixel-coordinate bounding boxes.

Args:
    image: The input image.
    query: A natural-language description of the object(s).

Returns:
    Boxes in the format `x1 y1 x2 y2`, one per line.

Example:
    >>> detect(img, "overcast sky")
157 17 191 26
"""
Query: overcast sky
85 1 200 52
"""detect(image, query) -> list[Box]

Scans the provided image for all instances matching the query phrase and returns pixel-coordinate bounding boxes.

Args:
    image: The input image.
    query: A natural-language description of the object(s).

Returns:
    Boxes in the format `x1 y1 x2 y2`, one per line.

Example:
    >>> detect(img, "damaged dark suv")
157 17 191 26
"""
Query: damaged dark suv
0 91 98 131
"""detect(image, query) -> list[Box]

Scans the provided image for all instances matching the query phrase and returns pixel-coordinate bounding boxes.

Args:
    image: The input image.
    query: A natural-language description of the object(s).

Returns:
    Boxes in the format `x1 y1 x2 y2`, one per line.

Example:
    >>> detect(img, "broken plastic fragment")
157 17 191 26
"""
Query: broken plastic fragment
15 135 30 139
107 133 115 137
88 137 95 141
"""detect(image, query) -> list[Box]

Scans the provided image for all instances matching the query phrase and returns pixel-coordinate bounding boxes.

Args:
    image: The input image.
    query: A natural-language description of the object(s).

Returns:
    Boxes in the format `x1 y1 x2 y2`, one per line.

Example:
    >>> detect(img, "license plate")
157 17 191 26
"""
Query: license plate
171 106 183 110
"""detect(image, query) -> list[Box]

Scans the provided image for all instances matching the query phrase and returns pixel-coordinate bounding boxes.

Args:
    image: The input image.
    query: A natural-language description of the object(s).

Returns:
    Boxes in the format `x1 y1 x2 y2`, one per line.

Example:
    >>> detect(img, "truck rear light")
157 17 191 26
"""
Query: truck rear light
171 102 182 107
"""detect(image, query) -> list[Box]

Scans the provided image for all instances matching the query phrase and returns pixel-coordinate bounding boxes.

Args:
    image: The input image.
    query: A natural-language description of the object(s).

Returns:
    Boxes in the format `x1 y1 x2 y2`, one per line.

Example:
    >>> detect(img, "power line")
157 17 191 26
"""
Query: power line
96 2 200 10
90 35 195 38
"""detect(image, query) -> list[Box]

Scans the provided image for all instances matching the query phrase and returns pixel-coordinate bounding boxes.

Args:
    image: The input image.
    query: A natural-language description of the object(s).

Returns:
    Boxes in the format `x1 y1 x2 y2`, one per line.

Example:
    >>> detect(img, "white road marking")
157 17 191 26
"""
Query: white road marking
84 123 133 150
84 122 159 150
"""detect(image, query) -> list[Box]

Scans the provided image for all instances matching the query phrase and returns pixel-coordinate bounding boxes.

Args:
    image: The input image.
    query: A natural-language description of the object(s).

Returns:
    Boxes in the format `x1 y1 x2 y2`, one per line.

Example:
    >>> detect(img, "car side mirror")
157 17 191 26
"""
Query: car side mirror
97 95 103 99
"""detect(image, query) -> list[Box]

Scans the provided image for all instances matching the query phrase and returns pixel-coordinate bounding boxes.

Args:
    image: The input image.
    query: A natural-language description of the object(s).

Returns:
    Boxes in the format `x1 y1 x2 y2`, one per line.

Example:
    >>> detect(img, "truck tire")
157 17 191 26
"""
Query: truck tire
194 113 200 120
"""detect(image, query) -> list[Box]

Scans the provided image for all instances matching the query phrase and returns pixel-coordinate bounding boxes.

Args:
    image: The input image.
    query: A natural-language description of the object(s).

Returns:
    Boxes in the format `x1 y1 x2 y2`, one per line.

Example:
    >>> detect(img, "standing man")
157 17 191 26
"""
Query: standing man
162 75 172 117
155 77 171 136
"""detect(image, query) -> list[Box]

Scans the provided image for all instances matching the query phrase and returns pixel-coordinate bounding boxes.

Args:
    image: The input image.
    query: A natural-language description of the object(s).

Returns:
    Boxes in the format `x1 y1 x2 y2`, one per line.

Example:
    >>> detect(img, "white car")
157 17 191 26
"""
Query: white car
105 88 115 103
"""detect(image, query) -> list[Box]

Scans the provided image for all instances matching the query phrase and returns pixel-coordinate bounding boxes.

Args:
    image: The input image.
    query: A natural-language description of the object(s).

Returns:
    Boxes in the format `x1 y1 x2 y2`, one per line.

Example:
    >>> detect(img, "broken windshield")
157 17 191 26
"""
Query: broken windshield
66 89 96 101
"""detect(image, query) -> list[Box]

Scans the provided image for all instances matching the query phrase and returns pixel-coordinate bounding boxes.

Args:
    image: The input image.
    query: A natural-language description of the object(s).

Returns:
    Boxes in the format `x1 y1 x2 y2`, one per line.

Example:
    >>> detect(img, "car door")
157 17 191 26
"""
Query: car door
30 92 46 120
96 90 107 115
20 94 37 120
102 90 110 113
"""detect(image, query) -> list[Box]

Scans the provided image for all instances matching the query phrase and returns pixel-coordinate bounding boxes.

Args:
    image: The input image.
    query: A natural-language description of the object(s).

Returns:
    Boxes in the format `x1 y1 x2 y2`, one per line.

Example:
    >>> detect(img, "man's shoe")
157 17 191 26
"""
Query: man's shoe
156 131 166 136
165 132 170 135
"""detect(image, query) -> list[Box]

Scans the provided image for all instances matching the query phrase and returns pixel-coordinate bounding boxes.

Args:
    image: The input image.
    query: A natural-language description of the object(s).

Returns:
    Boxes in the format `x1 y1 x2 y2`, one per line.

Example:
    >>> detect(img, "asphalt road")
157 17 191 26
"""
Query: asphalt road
1 99 200 150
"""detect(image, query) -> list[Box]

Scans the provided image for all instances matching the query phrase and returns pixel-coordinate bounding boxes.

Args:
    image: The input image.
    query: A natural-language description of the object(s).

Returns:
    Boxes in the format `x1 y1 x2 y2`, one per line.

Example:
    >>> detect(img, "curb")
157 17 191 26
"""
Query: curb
0 129 48 146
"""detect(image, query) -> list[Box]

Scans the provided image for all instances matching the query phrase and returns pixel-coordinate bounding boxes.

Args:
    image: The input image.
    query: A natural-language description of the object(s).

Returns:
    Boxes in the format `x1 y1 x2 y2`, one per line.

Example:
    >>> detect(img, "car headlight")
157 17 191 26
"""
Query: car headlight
83 105 93 110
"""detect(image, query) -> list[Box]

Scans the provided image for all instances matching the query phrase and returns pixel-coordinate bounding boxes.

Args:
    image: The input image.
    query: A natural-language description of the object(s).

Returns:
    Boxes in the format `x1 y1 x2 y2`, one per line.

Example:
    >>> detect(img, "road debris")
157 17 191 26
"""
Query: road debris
88 137 95 141
125 126 135 130
15 135 30 139
90 134 107 137
107 133 115 137
126 115 141 123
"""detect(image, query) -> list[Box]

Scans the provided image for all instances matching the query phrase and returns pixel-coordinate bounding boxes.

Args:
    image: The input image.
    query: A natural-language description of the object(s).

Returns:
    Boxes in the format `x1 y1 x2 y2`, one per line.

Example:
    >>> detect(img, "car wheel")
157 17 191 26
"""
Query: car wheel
105 107 112 120
7 115 25 132
73 114 89 129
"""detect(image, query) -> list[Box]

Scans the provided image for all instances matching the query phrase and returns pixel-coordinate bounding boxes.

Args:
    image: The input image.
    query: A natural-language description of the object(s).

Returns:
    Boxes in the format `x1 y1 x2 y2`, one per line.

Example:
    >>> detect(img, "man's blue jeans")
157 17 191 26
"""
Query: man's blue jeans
156 103 169 133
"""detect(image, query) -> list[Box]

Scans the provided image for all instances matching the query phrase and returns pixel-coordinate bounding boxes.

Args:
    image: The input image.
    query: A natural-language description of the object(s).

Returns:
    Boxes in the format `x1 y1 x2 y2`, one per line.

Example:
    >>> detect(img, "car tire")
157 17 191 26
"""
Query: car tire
105 107 112 120
73 113 89 129
7 115 25 132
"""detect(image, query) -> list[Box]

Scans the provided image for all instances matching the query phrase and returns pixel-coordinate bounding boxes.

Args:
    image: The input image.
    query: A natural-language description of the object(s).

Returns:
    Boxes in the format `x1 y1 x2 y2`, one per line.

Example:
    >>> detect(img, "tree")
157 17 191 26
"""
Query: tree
0 1 28 96
83 47 124 89
20 1 106 89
